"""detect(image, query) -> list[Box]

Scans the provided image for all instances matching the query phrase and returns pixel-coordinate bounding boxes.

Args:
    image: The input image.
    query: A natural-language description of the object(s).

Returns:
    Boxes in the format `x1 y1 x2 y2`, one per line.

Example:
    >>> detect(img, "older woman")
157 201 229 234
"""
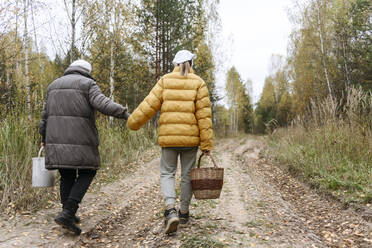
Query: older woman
39 60 130 235
127 50 213 234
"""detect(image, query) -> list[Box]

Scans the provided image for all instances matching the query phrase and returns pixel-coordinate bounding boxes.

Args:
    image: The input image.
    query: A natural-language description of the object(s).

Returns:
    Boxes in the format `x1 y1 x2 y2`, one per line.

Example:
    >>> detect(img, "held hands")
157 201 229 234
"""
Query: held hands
124 103 130 120
124 111 131 121
202 150 210 156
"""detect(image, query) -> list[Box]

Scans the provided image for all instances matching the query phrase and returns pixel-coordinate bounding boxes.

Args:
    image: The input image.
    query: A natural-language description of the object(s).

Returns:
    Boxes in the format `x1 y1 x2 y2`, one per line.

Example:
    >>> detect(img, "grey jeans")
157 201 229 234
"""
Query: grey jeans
160 147 197 213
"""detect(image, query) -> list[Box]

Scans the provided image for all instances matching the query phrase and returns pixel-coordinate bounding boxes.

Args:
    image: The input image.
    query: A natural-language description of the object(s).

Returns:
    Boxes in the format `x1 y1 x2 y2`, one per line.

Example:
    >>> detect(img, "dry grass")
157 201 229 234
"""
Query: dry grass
0 116 50 213
268 88 372 204
0 116 156 214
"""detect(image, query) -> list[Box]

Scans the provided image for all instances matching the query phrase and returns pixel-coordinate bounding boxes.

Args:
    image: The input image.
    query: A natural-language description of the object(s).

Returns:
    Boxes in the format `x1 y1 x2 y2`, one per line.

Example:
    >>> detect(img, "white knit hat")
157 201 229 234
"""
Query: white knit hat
70 59 92 73
172 50 195 65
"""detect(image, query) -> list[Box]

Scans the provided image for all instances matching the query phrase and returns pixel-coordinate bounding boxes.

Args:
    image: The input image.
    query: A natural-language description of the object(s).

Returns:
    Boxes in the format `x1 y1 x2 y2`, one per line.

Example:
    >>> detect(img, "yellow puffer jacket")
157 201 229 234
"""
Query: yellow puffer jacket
127 66 213 151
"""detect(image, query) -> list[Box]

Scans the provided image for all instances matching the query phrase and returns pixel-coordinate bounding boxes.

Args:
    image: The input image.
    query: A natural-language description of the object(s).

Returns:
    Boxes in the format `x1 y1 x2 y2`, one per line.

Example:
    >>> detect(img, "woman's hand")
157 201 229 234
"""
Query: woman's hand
202 150 210 156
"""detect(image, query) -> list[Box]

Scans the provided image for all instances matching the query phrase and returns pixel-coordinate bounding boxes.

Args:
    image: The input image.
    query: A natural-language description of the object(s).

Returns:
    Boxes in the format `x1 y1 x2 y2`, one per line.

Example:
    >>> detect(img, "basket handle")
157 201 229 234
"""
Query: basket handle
197 153 218 169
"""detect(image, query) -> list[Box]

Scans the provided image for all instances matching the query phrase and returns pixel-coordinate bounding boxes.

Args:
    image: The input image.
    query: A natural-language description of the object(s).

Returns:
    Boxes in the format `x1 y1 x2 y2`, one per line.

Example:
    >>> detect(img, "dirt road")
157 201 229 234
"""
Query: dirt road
1 137 371 247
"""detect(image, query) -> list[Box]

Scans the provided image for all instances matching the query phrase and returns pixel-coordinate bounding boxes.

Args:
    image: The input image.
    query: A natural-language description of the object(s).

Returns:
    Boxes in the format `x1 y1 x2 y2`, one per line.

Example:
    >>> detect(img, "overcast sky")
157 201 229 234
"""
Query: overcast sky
218 0 293 103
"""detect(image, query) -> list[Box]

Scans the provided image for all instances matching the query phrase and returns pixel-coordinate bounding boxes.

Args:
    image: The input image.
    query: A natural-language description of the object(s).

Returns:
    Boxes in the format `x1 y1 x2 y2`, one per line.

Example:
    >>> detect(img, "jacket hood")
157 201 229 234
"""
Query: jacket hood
69 59 92 73
64 66 95 80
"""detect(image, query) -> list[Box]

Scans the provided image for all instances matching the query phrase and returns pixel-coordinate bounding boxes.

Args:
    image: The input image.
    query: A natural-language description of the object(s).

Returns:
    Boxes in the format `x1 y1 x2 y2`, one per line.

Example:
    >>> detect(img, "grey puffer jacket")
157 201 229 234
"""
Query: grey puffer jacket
38 66 129 170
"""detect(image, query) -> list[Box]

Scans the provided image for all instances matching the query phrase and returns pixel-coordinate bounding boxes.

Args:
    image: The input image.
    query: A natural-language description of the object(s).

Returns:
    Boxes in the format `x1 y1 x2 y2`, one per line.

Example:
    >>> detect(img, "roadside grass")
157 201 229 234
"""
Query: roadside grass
0 115 156 214
267 88 371 204
0 115 50 213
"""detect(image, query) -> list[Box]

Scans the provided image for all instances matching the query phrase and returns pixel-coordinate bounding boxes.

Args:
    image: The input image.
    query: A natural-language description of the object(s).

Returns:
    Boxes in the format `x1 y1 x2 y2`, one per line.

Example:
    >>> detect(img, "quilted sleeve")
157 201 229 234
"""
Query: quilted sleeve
89 81 129 118
127 78 164 130
195 80 213 151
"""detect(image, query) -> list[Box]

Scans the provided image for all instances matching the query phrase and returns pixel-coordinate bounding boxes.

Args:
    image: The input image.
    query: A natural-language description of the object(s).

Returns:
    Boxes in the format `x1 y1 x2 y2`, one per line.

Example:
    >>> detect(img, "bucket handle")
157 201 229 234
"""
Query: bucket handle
38 146 44 158
197 153 218 169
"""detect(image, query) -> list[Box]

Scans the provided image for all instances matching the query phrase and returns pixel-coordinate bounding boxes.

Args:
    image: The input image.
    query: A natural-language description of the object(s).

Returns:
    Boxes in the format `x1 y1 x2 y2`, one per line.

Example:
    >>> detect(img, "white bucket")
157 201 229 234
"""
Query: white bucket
32 147 57 187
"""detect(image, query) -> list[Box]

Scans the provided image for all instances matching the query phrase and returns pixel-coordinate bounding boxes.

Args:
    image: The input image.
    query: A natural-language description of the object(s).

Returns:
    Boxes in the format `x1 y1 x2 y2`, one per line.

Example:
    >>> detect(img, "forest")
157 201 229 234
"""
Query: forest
0 0 371 211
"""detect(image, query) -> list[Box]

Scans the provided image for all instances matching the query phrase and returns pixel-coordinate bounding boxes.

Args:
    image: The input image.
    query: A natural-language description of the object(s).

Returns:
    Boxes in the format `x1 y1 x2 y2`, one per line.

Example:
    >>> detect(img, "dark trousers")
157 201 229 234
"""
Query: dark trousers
58 169 96 206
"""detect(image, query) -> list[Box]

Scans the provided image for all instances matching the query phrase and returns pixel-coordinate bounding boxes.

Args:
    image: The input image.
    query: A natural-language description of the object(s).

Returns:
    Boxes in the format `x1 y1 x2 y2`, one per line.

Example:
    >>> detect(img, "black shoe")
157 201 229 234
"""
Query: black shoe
56 199 81 235
164 208 179 234
62 202 80 223
178 210 189 224
55 209 82 235
73 215 81 223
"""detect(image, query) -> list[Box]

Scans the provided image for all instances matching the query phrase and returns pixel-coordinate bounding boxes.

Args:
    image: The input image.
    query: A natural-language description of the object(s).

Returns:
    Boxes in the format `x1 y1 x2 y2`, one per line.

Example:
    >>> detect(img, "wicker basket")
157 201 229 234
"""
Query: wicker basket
190 153 224 199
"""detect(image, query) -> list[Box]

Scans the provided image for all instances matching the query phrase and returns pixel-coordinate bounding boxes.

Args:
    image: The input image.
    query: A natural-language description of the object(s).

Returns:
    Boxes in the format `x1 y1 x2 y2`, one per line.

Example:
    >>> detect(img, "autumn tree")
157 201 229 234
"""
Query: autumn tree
288 0 371 116
241 85 254 133
255 55 293 132
213 104 230 137
132 0 204 80
225 67 253 134
193 41 219 110
255 0 371 133
0 0 223 127
254 77 276 133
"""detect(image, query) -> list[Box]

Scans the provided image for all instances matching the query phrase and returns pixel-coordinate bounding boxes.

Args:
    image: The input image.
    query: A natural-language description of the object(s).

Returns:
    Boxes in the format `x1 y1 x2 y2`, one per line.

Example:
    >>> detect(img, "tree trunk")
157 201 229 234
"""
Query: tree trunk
8 0 20 112
155 0 160 81
162 10 166 75
81 15 87 59
31 0 44 106
70 0 76 63
230 110 232 134
153 0 161 127
15 0 20 72
24 0 31 120
160 0 166 75
109 2 117 124
31 0 40 66
236 108 238 134
109 39 114 123
316 0 334 106
166 18 170 72
342 40 351 89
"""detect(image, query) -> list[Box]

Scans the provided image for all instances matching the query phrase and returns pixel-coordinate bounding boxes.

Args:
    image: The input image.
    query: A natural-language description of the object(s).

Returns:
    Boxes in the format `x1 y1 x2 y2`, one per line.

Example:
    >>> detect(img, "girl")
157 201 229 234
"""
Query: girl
127 50 213 234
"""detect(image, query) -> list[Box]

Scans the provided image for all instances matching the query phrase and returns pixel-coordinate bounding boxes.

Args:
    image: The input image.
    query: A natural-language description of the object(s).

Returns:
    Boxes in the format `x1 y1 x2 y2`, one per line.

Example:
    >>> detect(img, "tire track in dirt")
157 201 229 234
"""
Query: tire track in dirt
241 138 372 248
199 138 325 247
74 183 166 248
0 151 161 248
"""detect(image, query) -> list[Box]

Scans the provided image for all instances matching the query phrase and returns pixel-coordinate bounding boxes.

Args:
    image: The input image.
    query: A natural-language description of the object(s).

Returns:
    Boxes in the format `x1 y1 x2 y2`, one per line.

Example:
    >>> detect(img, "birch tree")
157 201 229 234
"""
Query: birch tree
226 67 246 135
107 0 119 123
315 0 334 107
30 0 44 104
23 0 31 120
64 0 77 63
